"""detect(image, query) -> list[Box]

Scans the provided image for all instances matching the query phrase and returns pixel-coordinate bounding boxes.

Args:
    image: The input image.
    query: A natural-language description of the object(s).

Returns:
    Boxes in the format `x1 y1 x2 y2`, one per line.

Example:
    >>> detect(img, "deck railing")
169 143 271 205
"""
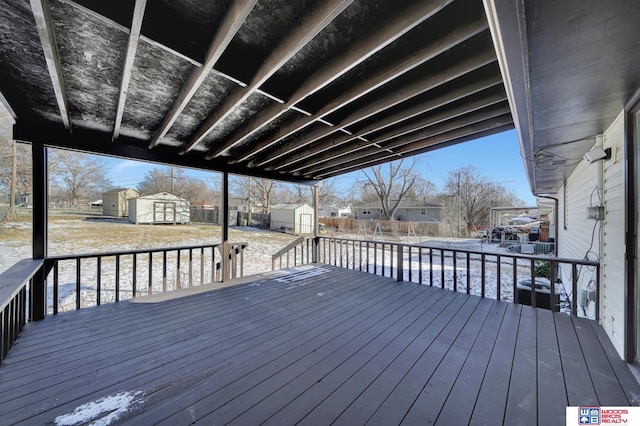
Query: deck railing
271 237 316 270
44 242 248 312
275 236 600 319
0 259 45 365
0 242 247 364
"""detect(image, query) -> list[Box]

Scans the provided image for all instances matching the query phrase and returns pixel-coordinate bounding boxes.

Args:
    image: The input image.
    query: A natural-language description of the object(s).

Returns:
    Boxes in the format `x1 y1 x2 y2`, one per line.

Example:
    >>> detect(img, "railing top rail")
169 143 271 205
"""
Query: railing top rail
316 236 600 267
45 242 249 262
0 258 45 311
271 236 307 260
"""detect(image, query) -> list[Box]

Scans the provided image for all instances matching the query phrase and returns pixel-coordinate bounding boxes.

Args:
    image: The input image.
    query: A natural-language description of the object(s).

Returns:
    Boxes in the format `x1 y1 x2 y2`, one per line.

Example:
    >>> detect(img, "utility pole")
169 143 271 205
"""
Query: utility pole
170 166 175 194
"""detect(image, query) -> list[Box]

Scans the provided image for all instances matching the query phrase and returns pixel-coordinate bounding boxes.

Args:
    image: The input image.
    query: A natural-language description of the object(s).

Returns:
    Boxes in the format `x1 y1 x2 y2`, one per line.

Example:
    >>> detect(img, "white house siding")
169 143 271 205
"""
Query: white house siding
128 193 190 225
557 143 600 318
601 111 626 356
556 111 626 358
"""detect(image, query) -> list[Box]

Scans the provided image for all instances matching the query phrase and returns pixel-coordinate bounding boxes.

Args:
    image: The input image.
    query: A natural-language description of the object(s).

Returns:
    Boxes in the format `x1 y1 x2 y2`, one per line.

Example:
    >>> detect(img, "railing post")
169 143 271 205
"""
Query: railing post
396 244 403 282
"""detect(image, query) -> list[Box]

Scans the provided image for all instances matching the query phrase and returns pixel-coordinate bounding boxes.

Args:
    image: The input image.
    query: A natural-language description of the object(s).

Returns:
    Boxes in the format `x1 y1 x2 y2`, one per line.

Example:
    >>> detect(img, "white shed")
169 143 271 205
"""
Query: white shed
128 192 190 225
103 188 140 217
270 203 314 234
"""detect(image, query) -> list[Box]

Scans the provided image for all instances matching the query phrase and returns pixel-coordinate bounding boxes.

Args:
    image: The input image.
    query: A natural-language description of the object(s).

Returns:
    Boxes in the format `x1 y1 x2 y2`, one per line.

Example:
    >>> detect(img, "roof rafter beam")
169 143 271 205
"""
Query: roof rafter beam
180 0 356 155
307 105 512 176
229 20 490 164
250 38 495 169
311 117 514 179
148 0 258 149
272 74 502 172
113 0 147 141
205 0 456 159
30 0 72 130
309 122 513 180
286 87 506 174
0 91 17 122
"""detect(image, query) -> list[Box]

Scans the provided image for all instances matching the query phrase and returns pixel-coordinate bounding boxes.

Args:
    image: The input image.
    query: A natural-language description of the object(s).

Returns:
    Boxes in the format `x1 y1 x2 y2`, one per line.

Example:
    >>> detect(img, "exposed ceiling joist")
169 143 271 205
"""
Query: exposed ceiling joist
180 0 356 155
204 0 457 159
148 0 258 149
0 91 17 122
307 105 511 176
313 116 513 178
287 89 507 174
272 75 503 172
231 21 491 164
314 122 513 180
248 18 490 168
113 0 147 141
30 0 71 130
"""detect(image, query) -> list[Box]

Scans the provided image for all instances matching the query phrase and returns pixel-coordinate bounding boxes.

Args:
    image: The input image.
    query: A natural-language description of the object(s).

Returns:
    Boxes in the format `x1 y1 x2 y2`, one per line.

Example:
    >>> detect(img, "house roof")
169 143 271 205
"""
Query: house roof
355 200 441 209
487 0 640 194
103 188 140 195
271 203 312 210
1 0 512 185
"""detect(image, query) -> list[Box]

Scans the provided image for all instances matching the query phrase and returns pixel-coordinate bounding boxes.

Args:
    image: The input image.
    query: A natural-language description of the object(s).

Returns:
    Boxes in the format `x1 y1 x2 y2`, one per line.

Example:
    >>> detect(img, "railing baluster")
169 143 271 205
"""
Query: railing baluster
115 254 120 302
162 251 167 293
408 246 412 283
466 253 471 294
96 257 101 306
76 258 81 309
440 249 445 289
366 242 370 273
512 258 517 303
572 264 578 316
132 253 137 298
396 244 403 282
530 258 536 308
429 248 433 287
496 255 501 301
550 260 556 311
481 253 486 298
381 243 385 277
189 249 193 287
419 247 423 284
148 252 153 295
452 251 457 292
200 247 204 286
176 250 181 289
53 262 59 314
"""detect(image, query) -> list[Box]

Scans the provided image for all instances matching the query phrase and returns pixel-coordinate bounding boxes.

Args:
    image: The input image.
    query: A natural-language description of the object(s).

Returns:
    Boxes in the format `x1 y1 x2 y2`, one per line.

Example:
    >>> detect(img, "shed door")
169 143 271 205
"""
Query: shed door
300 213 312 234
154 202 176 223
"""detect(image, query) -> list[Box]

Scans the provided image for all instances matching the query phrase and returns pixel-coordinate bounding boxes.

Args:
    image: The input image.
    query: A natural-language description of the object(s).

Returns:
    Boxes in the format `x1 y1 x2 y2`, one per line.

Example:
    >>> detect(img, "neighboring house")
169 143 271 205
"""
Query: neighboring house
318 204 352 218
103 188 140 217
354 201 442 222
270 203 314 234
128 192 190 225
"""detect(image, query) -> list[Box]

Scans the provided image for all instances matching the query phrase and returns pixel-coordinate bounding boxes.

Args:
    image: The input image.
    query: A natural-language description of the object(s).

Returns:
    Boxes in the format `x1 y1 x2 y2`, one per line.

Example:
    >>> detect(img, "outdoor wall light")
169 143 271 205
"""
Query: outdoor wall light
583 147 611 164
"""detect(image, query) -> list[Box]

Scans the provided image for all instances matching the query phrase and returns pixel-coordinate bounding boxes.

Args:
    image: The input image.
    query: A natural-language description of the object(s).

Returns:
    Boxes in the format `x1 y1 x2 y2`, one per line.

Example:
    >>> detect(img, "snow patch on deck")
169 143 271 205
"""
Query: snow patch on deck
54 391 143 426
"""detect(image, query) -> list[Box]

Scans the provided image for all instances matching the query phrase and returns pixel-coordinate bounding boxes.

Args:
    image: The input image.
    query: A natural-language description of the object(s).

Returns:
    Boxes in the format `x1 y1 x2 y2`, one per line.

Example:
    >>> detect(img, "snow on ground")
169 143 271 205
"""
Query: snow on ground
53 391 143 426
1 219 576 315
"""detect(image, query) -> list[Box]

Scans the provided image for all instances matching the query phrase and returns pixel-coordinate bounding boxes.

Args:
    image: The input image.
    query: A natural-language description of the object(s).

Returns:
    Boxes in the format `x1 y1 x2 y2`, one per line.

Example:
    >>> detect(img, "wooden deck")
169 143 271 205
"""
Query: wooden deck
1 265 638 425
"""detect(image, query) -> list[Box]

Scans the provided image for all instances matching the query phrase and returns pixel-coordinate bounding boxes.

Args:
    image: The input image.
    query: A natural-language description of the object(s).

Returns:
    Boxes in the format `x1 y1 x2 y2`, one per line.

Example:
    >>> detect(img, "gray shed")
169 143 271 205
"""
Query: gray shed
102 188 140 217
270 203 314 234
128 193 190 225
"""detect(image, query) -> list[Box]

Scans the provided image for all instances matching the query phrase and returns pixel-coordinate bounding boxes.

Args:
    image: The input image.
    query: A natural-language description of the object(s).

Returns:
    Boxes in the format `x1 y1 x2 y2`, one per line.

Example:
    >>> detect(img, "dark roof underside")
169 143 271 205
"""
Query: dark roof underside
0 0 512 183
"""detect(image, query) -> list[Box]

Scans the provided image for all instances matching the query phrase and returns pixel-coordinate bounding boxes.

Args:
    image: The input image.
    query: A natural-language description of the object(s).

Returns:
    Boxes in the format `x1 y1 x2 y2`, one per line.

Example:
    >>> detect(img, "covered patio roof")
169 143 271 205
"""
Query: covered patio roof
1 0 513 183
486 0 640 194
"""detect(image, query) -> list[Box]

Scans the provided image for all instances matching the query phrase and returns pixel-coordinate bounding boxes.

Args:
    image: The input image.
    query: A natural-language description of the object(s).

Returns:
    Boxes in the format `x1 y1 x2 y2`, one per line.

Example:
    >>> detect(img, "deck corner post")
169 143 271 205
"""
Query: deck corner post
221 171 230 282
31 141 48 321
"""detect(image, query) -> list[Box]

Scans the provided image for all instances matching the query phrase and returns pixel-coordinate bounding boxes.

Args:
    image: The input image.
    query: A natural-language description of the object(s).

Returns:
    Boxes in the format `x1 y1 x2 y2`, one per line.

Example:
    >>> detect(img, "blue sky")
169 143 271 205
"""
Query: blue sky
103 128 536 205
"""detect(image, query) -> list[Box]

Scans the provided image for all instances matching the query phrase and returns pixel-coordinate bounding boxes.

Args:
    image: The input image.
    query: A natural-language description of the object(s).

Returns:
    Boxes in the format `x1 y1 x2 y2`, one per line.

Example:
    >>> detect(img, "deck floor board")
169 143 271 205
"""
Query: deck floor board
0 265 638 425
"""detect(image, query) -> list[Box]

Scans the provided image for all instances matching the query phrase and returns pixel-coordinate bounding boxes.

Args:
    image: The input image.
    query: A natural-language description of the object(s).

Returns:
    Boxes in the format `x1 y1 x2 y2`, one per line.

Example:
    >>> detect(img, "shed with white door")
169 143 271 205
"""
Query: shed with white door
270 203 315 234
128 192 190 225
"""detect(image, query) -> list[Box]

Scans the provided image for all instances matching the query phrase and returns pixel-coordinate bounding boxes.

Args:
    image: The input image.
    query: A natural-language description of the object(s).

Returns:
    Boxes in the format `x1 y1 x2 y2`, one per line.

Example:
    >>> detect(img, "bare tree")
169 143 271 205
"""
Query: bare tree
137 167 214 203
443 165 523 235
49 150 112 206
230 176 277 213
360 159 418 220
